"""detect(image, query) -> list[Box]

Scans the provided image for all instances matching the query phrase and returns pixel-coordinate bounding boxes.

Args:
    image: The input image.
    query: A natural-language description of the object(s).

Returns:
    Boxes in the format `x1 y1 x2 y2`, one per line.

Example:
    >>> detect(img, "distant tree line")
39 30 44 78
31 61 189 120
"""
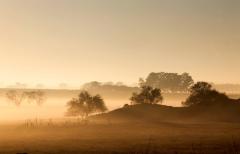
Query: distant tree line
82 81 136 91
81 81 139 99
6 90 46 106
66 81 240 120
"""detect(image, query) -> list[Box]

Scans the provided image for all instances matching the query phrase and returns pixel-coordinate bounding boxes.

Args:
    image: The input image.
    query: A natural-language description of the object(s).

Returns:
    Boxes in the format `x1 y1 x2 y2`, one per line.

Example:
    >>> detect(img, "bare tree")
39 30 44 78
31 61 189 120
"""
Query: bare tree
6 90 25 106
24 90 46 105
6 90 46 106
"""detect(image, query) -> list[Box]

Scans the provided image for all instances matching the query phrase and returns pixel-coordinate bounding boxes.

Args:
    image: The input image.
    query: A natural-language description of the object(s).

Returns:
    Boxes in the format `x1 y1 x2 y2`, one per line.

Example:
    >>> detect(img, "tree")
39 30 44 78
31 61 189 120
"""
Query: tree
130 86 163 104
92 94 108 113
66 91 107 119
138 78 145 87
144 72 194 92
182 82 230 107
6 90 25 106
180 73 194 92
24 90 46 105
6 90 46 106
66 98 85 118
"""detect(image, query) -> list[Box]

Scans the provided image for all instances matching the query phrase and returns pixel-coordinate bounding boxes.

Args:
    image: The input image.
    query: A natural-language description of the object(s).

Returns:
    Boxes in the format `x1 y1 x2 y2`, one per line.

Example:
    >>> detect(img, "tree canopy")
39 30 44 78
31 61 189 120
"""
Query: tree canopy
130 86 163 104
142 72 194 92
182 82 230 107
66 91 107 119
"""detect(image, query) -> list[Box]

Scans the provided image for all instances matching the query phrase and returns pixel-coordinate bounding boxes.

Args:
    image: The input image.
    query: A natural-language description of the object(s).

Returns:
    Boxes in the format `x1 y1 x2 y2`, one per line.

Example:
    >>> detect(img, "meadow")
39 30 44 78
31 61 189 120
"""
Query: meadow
1 120 240 154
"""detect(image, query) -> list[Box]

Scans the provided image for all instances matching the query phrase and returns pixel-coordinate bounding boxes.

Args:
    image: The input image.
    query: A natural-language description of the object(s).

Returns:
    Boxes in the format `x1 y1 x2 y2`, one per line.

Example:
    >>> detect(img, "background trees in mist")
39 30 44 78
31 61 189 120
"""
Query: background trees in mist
141 72 194 92
66 91 107 119
6 90 46 106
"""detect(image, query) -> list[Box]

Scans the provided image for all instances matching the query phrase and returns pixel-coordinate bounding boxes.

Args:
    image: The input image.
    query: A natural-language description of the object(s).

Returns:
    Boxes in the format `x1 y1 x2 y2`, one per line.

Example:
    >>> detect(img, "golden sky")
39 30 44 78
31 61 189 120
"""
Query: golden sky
0 0 239 86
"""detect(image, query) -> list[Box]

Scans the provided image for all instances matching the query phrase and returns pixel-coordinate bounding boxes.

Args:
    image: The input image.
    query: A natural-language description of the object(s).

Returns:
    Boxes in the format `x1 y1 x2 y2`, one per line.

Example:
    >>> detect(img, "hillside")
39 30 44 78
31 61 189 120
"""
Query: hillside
93 102 240 123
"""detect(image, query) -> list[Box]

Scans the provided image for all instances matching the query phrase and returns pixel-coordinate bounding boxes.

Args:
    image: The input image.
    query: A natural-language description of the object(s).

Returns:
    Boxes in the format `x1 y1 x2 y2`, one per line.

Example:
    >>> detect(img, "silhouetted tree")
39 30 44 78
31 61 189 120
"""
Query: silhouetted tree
180 73 194 91
92 94 107 113
182 82 230 107
144 72 194 92
66 91 107 119
130 86 163 104
66 98 85 118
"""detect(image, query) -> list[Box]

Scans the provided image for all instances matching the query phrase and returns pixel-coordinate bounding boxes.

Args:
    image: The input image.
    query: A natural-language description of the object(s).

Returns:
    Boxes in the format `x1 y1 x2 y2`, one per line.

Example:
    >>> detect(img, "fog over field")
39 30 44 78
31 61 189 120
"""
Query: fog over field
0 87 240 122
1 0 240 153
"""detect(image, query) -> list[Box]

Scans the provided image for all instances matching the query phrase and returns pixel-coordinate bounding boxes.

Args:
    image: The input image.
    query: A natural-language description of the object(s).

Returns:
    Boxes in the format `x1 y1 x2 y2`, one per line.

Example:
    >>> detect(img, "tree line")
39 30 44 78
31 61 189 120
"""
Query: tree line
4 72 237 120
66 81 239 119
6 90 46 106
80 72 194 97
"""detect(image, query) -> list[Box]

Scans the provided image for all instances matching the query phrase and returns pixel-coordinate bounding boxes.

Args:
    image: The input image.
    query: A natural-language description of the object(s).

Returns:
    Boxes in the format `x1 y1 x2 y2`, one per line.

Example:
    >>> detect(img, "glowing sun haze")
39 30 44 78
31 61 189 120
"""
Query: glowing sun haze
0 0 239 86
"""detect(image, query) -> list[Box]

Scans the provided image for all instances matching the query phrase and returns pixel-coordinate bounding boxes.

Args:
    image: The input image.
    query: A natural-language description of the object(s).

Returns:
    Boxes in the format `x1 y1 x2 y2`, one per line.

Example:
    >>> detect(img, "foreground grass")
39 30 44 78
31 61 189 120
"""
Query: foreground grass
0 120 240 154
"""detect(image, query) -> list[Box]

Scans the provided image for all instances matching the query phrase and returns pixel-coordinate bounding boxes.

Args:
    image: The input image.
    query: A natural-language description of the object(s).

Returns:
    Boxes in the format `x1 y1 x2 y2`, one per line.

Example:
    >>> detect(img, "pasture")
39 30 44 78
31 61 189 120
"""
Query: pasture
0 120 240 154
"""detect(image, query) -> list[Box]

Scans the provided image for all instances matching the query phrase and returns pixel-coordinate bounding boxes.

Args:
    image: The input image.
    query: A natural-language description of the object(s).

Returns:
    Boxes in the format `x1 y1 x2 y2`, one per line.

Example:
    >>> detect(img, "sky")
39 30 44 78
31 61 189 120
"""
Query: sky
0 0 239 87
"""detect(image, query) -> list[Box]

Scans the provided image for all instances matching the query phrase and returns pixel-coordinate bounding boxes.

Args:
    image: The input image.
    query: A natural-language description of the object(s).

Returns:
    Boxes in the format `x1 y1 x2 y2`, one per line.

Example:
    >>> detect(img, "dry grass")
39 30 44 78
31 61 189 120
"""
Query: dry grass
0 120 240 154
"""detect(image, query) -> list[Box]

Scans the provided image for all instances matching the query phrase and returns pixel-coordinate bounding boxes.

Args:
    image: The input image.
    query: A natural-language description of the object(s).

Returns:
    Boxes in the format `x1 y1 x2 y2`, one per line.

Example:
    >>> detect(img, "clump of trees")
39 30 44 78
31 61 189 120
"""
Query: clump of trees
130 86 163 105
66 91 107 119
6 90 46 106
141 72 194 92
182 82 231 107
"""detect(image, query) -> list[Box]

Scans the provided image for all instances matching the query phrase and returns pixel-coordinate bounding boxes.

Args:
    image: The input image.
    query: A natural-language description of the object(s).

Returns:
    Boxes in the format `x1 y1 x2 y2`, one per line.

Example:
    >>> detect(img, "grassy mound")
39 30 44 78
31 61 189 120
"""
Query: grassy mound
93 101 240 123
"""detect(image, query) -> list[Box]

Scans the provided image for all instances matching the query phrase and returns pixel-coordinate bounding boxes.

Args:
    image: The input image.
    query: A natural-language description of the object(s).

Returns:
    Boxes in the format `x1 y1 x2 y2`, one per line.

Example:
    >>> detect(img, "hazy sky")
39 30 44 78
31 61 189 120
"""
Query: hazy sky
0 0 239 86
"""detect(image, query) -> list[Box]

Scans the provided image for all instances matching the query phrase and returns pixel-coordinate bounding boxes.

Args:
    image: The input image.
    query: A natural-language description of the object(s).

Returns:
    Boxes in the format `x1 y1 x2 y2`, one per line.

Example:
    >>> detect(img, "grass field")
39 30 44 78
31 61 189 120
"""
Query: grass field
1 120 240 154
